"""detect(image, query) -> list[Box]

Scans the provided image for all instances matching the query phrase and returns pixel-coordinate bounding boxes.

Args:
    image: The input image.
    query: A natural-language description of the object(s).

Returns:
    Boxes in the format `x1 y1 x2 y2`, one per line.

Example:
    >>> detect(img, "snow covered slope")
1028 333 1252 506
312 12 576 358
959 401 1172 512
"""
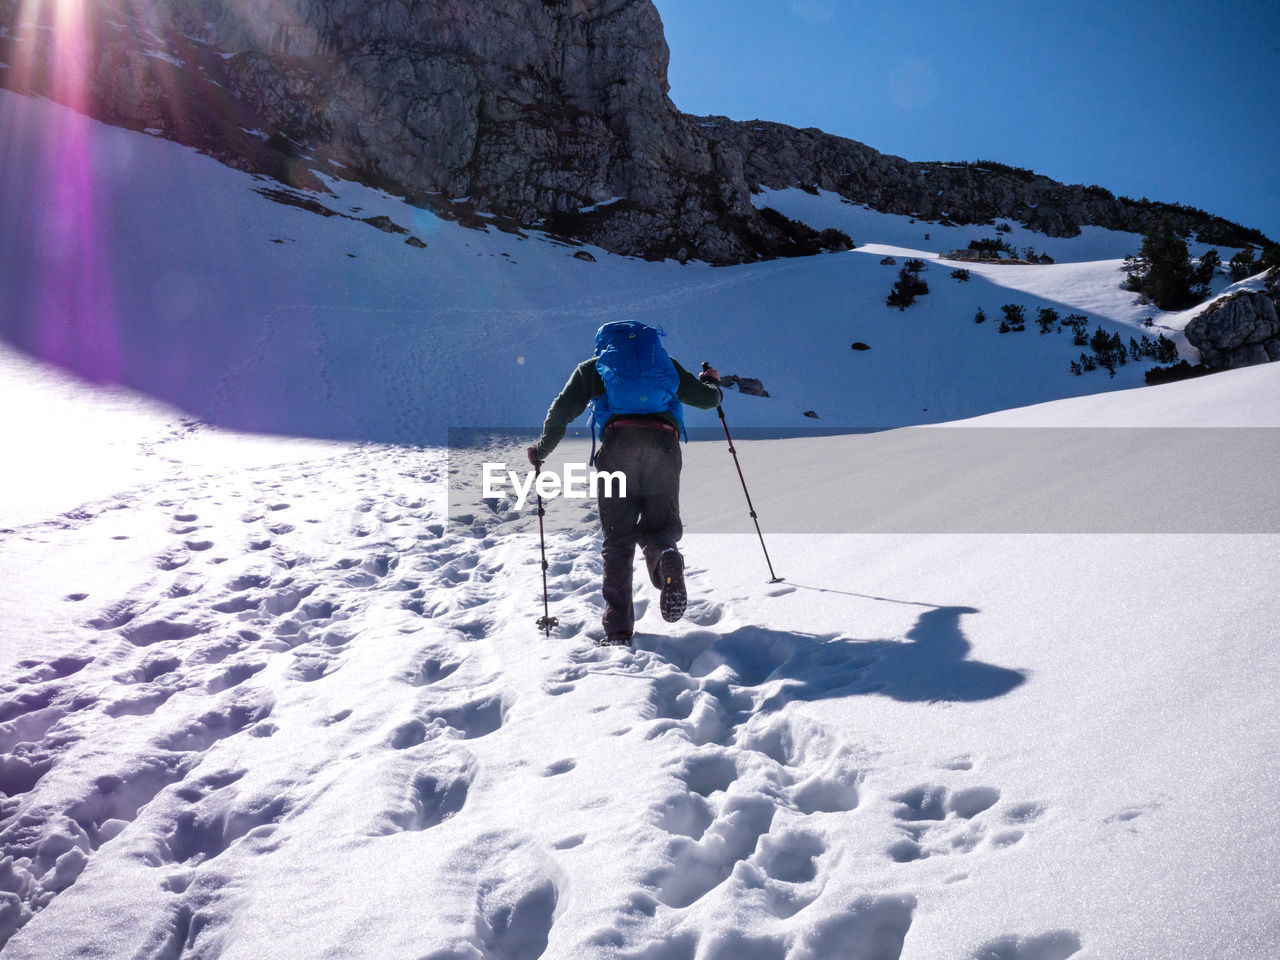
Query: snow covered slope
2 90 1278 960
2 322 1278 960
0 90 1253 445
750 186 1233 265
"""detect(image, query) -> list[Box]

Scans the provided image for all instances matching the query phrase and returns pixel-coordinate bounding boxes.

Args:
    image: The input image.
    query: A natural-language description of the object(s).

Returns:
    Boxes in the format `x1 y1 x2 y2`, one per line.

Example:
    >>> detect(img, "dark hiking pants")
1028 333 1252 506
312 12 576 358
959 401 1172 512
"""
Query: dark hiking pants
594 424 682 636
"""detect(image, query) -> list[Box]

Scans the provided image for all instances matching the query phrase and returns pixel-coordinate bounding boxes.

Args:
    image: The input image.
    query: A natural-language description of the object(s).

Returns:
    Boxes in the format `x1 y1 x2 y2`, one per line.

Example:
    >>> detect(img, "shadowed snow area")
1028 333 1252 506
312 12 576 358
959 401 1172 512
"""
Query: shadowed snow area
2 91 1279 959
0 91 1260 447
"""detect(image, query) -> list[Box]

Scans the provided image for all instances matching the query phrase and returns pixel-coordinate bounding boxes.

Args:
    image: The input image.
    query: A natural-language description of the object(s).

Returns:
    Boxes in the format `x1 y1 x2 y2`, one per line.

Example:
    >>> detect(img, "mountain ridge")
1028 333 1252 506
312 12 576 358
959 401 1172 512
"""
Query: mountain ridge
0 0 1269 262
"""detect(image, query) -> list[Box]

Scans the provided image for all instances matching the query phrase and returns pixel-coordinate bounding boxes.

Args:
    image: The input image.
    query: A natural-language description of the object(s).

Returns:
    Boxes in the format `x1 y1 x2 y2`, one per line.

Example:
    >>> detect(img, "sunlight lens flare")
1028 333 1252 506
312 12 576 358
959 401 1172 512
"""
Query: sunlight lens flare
15 0 93 110
9 0 122 382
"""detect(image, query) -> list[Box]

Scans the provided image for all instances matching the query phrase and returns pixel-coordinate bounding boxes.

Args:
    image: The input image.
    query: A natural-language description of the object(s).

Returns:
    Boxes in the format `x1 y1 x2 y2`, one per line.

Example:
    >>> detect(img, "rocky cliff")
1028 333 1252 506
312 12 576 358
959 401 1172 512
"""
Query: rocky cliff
0 0 1270 263
1185 270 1280 370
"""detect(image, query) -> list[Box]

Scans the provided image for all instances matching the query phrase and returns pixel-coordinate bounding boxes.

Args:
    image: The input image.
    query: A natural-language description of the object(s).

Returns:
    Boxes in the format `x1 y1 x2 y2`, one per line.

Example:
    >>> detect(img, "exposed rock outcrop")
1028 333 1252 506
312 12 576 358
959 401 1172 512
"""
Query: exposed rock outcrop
1185 270 1280 369
0 0 1270 263
720 375 768 397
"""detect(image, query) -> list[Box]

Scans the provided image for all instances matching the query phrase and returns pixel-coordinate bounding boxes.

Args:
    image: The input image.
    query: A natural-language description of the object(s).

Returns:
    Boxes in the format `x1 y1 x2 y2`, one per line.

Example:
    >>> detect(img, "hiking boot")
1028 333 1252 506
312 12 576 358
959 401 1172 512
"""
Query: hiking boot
658 548 686 623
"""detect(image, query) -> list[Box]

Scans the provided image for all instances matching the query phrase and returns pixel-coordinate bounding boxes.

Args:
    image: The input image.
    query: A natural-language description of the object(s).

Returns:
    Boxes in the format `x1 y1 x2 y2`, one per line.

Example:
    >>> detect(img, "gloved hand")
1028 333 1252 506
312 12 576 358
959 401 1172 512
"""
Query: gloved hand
526 445 543 467
699 362 721 385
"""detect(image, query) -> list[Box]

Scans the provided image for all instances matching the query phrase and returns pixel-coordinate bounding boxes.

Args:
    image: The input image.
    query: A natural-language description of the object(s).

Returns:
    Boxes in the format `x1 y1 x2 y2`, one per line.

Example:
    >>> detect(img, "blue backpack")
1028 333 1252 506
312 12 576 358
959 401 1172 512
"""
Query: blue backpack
589 321 685 461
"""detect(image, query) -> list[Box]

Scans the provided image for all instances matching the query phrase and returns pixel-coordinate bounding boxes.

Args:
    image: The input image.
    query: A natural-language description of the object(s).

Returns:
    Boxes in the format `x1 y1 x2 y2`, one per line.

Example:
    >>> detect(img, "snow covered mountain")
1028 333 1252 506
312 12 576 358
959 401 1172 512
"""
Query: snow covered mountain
2 0 1267 264
2 90 1279 960
0 91 1261 445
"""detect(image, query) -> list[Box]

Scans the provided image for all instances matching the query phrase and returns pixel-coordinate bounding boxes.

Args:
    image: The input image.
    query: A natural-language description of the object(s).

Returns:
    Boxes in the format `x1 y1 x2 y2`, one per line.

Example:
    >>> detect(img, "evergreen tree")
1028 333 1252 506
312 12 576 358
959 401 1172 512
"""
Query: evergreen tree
886 267 929 310
1111 332 1127 365
1036 306 1058 334
1155 333 1179 364
1193 249 1221 299
969 237 1013 257
1228 246 1257 281
1090 326 1117 371
1001 303 1026 331
974 306 987 324
1125 219 1200 310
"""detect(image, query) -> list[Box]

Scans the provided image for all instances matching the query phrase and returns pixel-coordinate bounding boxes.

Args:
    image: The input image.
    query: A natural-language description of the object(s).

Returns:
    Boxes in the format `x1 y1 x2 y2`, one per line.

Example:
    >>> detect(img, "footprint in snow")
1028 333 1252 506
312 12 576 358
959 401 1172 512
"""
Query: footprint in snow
211 594 258 614
655 790 714 841
226 572 271 592
971 929 1083 960
1104 802 1156 828
650 792 776 909
748 828 827 920
289 655 336 684
1004 801 1046 824
155 549 190 570
405 655 461 686
123 617 207 647
159 694 274 752
103 686 177 719
469 842 560 960
12 655 91 684
163 785 291 866
88 599 140 630
682 600 725 626
427 694 509 739
383 769 472 832
886 784 1029 863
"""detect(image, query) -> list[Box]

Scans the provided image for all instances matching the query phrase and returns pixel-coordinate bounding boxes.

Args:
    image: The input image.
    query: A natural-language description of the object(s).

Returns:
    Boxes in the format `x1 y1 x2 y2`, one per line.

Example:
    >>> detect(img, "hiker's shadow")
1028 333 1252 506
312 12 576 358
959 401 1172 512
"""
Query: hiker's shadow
769 605 1023 709
646 605 1025 709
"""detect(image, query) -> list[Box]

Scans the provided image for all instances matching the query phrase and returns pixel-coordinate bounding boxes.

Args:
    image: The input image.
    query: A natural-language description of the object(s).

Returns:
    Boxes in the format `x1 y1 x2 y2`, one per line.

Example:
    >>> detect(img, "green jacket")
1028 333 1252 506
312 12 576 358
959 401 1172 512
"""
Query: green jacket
534 357 723 459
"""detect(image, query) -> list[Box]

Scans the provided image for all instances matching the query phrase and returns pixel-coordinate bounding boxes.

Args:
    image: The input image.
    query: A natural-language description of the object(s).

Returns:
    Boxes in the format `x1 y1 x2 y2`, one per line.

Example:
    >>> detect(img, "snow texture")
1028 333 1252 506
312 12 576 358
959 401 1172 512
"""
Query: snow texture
1 90 1278 960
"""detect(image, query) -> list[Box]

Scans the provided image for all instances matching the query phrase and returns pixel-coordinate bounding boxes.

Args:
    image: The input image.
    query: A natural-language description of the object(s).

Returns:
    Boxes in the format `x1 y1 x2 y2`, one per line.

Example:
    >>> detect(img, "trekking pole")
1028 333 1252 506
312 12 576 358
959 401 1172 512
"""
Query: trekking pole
703 363 783 583
532 461 558 636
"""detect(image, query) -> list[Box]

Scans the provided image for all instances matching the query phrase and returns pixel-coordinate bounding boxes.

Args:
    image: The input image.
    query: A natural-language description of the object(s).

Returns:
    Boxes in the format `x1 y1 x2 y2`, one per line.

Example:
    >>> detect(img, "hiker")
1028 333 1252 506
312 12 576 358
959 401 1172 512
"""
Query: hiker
527 321 723 646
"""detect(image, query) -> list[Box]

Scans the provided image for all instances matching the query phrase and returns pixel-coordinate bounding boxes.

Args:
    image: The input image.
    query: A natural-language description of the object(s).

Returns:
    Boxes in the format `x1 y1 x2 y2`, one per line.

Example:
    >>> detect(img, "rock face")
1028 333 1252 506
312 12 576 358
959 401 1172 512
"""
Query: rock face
720 375 768 397
0 0 1270 262
697 120 1266 249
1185 271 1280 369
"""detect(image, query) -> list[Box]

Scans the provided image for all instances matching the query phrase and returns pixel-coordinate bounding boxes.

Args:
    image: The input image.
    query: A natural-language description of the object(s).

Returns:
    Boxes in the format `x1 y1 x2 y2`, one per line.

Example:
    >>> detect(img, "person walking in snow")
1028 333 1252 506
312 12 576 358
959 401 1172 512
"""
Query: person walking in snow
527 321 723 646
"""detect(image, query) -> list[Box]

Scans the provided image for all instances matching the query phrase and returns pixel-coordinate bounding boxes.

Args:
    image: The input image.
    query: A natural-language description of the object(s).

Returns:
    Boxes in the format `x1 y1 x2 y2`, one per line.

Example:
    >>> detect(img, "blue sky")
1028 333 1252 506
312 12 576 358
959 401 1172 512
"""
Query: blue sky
651 0 1280 245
